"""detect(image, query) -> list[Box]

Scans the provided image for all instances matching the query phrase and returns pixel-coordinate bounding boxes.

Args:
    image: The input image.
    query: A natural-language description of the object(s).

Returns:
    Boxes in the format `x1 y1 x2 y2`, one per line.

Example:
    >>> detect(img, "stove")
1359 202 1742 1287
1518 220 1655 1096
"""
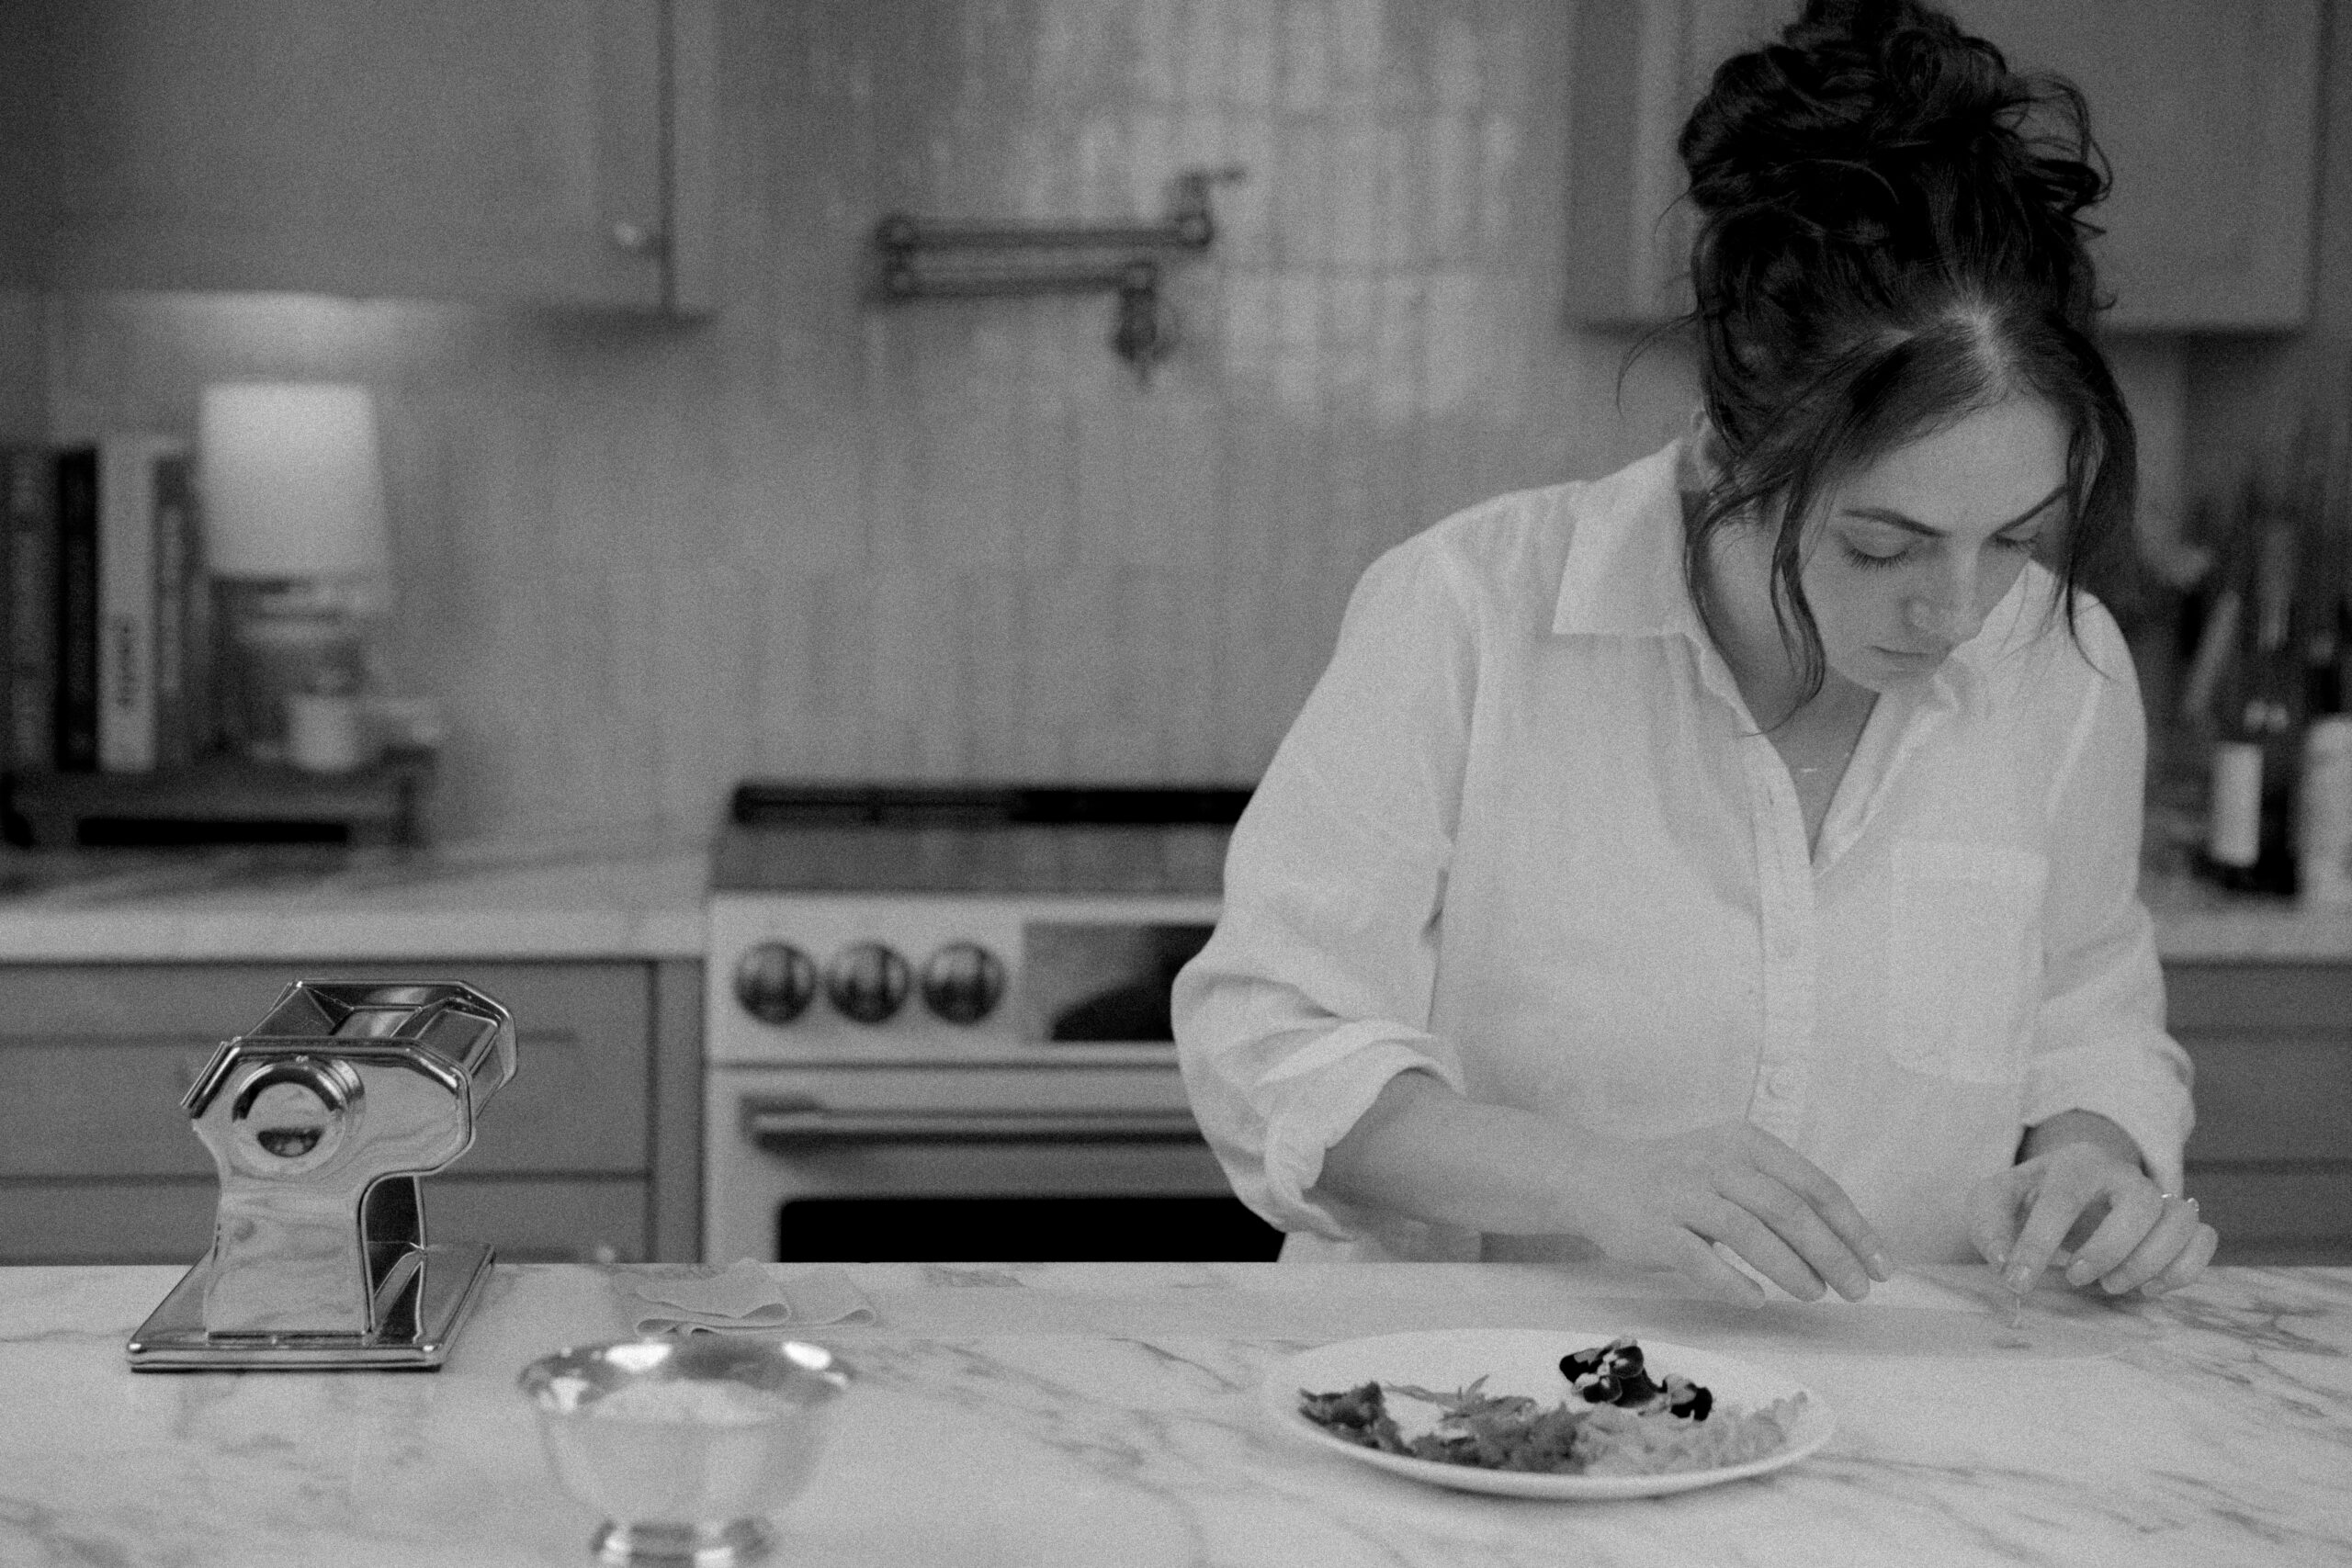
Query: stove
701 783 1280 1264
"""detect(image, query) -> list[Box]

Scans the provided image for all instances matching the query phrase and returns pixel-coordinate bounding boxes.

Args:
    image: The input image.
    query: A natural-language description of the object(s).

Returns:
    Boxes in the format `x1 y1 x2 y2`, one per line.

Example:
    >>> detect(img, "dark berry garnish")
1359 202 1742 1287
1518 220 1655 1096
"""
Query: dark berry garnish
1558 1337 1712 1421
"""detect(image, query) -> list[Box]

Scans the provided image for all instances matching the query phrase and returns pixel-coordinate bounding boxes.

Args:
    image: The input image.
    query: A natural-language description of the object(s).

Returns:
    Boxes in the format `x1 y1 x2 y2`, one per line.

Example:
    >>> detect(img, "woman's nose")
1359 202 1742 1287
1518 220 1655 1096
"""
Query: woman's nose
1905 575 1984 644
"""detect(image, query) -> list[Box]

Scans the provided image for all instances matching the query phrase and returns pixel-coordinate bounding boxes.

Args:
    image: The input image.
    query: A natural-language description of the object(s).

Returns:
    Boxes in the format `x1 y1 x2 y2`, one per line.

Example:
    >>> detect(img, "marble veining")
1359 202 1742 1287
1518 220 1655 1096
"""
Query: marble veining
1 1262 2346 1567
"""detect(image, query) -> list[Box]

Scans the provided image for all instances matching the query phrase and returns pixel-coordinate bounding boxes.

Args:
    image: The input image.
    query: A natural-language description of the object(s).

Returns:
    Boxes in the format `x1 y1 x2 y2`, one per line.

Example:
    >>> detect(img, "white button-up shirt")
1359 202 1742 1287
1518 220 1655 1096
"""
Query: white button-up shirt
1173 440 2191 1265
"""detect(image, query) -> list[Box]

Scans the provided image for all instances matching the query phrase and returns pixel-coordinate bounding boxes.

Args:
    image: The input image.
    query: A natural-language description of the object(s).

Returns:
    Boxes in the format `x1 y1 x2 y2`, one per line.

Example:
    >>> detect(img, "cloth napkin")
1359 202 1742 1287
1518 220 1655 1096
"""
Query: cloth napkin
627 1259 876 1336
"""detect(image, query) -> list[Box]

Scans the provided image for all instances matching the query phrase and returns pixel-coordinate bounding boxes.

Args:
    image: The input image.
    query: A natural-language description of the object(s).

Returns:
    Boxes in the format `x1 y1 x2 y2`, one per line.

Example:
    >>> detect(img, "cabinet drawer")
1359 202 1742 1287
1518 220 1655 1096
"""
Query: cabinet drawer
2164 963 2352 1033
2178 1034 2352 1164
2184 1166 2352 1266
0 962 650 1176
0 1174 648 1265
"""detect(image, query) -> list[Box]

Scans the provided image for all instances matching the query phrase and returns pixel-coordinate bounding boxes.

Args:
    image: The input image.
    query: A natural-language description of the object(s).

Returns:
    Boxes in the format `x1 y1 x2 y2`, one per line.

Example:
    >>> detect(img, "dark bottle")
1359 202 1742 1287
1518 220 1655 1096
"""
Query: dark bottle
2202 519 2303 895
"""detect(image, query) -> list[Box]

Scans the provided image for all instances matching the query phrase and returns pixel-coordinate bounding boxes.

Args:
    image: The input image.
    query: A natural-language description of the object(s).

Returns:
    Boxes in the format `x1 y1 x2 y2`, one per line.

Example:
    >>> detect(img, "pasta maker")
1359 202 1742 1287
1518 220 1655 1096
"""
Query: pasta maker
127 979 516 1370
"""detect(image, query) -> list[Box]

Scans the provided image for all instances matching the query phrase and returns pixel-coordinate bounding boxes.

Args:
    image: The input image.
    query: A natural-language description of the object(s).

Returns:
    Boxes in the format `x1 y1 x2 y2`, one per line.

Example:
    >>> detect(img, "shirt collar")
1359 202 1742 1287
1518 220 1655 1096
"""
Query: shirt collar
1550 438 1708 641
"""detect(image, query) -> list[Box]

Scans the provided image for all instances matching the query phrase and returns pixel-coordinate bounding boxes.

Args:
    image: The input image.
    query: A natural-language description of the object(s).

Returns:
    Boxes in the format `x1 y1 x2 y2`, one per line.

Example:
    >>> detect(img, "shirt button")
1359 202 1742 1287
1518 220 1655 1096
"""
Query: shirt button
1764 1066 1800 1099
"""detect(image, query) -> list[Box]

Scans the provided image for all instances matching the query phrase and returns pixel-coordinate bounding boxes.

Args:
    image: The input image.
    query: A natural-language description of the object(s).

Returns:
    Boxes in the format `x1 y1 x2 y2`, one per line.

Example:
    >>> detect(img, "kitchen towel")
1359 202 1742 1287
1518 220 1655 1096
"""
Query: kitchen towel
628 1259 876 1336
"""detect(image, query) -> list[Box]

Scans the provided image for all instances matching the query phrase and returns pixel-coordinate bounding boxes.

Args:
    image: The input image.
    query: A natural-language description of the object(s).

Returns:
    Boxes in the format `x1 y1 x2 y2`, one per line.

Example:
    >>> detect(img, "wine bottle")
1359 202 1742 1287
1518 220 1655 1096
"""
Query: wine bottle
2204 518 2303 895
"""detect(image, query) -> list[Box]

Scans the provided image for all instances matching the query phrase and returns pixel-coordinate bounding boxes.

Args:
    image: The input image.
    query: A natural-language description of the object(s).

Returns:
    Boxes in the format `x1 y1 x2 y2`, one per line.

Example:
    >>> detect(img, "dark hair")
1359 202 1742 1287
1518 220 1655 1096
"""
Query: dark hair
1676 0 2136 705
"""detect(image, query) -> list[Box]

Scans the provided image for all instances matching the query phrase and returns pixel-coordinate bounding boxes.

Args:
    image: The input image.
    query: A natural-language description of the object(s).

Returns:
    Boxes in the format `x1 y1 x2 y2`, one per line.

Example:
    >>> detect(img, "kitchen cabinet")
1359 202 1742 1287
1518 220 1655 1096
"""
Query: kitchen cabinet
0 5 45 290
1567 0 2323 331
2167 960 2352 1265
0 957 706 1265
8 0 715 312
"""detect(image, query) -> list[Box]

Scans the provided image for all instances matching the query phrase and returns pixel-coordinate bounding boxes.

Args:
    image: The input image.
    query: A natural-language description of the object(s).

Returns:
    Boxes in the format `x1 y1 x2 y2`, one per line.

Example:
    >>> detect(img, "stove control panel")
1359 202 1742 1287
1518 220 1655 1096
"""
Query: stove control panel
730 939 1010 1028
707 894 1221 1065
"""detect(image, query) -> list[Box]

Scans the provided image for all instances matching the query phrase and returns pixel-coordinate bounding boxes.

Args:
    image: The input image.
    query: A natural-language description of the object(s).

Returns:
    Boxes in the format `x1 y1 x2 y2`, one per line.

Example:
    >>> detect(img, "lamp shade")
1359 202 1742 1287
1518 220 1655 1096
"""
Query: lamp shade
198 382 390 581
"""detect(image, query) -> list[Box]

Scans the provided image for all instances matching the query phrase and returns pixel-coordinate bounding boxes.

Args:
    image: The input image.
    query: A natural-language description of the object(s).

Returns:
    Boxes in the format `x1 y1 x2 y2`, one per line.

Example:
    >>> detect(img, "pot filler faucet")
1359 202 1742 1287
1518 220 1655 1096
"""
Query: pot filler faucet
127 980 516 1371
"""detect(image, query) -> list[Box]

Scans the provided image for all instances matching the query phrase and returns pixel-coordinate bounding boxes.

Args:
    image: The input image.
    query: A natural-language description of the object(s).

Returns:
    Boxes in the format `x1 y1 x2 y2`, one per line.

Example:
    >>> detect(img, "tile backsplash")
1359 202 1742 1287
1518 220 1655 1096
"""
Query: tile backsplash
8 0 2180 845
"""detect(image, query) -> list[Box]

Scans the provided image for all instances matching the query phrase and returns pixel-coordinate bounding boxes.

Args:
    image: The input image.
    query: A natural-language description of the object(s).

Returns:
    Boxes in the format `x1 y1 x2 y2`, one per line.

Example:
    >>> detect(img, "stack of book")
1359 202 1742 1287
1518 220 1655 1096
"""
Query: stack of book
2 434 210 787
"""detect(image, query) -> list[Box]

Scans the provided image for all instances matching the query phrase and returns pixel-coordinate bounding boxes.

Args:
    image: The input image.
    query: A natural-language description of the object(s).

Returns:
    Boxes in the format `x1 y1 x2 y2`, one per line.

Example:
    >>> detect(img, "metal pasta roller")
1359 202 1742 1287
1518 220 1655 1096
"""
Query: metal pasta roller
127 980 516 1371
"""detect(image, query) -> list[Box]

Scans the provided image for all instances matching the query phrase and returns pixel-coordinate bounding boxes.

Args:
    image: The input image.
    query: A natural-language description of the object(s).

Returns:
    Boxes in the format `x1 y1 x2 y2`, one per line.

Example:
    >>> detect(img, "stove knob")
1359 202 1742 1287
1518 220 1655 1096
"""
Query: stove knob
921 942 1006 1025
734 942 817 1025
825 942 910 1024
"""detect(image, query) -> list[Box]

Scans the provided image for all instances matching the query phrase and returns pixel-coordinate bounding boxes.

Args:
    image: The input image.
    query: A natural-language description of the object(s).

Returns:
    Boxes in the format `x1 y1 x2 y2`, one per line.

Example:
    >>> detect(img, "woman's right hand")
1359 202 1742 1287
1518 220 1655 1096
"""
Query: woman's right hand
1555 1120 1892 1305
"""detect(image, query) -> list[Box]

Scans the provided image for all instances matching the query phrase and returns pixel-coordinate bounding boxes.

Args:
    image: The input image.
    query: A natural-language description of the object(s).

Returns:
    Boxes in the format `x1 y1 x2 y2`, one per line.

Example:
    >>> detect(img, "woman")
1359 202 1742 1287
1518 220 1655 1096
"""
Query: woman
1172 0 2218 1305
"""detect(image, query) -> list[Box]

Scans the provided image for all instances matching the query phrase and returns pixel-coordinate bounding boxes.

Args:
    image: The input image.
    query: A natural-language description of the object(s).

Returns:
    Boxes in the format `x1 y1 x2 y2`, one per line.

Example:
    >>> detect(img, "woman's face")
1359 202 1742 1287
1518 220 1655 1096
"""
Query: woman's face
1796 397 2071 694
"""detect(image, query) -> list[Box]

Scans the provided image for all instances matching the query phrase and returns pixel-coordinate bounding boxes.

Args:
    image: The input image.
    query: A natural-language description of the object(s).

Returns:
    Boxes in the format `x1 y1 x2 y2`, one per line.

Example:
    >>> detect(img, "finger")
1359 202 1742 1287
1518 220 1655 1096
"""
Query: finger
1721 1168 1871 1301
2063 1183 2171 1288
2101 1198 2203 1294
1668 1228 1768 1307
1741 1132 1892 1281
1967 1167 2030 1269
2001 1164 2099 1292
2136 1222 2218 1297
1701 1195 1828 1302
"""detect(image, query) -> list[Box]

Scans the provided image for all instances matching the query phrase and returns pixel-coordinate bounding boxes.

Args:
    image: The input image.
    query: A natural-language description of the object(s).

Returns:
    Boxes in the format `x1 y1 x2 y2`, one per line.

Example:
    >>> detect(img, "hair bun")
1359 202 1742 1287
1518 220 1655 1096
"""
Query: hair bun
1679 0 2106 271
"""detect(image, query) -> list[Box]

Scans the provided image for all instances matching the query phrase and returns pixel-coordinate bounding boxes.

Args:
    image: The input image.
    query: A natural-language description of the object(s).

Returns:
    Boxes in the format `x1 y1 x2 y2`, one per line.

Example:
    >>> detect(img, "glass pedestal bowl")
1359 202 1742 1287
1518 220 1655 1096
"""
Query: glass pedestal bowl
519 1337 854 1566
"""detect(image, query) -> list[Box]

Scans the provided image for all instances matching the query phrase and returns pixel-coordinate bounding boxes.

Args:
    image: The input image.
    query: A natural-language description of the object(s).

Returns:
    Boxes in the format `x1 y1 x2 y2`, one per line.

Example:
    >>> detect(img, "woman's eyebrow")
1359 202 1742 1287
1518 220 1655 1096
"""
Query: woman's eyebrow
1838 486 2065 538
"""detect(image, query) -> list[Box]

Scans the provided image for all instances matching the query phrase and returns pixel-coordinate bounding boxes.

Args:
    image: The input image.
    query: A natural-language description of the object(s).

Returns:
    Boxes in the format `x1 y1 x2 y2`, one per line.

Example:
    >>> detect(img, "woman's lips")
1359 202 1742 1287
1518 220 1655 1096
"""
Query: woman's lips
1874 645 1950 666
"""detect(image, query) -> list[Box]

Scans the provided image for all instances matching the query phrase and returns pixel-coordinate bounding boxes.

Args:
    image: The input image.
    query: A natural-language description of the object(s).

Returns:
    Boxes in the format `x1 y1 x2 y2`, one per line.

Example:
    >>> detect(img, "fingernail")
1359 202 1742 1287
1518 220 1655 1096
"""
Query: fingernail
2064 1258 2094 1287
1867 1249 1892 1281
2003 1263 2033 1293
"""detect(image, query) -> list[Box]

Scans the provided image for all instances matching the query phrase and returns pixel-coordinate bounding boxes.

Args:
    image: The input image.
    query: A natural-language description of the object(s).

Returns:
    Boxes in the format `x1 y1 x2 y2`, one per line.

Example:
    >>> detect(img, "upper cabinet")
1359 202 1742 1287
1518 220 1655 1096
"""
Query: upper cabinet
1567 0 2324 332
0 4 50 291
10 0 716 313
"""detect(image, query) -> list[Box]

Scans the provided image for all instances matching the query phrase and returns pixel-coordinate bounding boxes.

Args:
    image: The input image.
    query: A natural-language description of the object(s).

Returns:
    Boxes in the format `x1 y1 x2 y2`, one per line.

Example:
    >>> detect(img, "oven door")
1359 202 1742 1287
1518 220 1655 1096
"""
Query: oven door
704 1065 1283 1263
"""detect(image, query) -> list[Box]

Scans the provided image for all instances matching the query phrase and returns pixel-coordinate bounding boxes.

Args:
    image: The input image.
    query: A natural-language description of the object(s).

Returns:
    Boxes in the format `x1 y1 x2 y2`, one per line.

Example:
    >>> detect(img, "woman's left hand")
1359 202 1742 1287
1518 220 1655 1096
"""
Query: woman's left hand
1967 1136 2217 1299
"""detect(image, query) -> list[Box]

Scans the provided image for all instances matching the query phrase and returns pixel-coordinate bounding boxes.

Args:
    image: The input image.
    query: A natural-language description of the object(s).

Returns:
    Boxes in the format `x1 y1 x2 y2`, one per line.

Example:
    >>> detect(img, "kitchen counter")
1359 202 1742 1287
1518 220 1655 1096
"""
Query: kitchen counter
0 834 2346 964
4 1260 2346 1566
2141 874 2352 962
0 831 708 960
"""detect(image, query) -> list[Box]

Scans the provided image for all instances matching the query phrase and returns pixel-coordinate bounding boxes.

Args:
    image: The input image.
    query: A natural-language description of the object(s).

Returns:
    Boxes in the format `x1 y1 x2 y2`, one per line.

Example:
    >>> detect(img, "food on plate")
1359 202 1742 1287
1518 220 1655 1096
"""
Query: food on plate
1296 1337 1801 1476
1560 1335 1713 1419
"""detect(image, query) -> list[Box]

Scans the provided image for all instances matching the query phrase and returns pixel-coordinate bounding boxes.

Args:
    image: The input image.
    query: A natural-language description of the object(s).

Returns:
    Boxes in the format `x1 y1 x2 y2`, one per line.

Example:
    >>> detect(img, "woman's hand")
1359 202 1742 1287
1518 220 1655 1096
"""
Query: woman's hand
1557 1121 1892 1306
1967 1118 2217 1299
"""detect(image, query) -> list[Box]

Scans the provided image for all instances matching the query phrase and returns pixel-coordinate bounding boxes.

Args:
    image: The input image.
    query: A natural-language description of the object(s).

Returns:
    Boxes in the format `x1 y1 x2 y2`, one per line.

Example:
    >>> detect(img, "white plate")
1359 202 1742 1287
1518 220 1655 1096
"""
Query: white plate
1261 1328 1836 1500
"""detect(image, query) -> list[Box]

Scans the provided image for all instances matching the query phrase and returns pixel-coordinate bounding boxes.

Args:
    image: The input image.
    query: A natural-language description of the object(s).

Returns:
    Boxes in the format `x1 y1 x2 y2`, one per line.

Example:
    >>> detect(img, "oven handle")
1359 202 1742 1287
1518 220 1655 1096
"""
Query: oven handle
741 1096 1208 1149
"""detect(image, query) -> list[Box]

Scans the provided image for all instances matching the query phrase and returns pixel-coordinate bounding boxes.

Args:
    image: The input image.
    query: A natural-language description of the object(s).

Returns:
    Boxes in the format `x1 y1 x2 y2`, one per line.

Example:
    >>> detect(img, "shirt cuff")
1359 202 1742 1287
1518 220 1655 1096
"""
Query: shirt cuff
2020 1034 2192 1196
1258 1026 1467 1243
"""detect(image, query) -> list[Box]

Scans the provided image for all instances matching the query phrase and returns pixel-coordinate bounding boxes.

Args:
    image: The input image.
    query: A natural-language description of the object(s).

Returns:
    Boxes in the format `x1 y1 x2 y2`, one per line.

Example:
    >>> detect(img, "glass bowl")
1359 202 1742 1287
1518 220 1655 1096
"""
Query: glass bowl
518 1337 854 1566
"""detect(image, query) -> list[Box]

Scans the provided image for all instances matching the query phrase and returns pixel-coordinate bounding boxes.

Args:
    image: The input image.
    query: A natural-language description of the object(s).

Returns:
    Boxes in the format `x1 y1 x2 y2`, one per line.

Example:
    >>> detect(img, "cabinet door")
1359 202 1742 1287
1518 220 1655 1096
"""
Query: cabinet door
0 959 658 1264
2165 962 2352 1266
1567 0 2321 331
0 1175 648 1265
0 960 651 1177
1944 0 2320 330
29 0 714 312
0 4 46 290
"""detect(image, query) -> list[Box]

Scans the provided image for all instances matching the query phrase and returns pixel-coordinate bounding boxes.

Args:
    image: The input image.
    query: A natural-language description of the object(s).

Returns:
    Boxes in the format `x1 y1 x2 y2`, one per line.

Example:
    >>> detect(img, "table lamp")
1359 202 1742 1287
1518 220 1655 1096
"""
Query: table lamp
198 383 390 768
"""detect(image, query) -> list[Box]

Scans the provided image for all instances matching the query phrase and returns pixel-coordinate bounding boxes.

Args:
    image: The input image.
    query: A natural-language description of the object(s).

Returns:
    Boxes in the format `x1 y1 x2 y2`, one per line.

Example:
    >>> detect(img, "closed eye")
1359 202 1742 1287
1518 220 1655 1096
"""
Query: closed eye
1839 532 2040 571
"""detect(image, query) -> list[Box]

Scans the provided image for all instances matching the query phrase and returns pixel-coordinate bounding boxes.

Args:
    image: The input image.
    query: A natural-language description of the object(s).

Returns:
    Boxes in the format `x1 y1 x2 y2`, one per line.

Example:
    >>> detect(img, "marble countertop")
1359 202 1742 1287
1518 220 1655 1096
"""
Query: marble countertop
0 831 709 960
0 830 2346 964
2141 874 2352 963
3 1260 2346 1567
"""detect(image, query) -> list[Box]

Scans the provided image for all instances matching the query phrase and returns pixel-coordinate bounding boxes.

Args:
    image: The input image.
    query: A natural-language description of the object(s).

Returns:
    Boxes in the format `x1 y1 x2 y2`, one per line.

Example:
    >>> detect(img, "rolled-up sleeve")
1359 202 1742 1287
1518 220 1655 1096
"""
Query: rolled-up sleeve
2023 608 2193 1193
1173 537 1477 1244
